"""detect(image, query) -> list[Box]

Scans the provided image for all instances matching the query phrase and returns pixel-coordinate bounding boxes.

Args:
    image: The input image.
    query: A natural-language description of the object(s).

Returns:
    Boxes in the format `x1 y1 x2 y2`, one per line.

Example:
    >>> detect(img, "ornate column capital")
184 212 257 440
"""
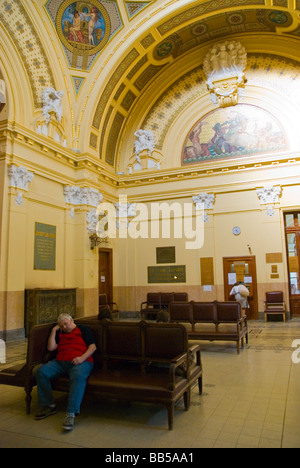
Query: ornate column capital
192 193 215 222
63 186 103 208
8 165 34 205
256 185 282 216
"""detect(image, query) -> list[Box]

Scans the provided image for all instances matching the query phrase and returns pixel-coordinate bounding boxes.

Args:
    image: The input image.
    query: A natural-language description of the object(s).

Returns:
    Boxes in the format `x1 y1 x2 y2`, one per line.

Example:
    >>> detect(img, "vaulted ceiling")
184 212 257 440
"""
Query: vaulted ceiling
1 0 300 173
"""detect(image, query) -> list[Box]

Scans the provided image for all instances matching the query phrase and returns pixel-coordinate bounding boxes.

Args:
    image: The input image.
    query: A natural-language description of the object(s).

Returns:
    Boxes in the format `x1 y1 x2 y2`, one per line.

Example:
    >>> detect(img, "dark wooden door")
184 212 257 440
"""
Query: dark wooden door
98 248 113 303
223 256 258 320
284 212 300 317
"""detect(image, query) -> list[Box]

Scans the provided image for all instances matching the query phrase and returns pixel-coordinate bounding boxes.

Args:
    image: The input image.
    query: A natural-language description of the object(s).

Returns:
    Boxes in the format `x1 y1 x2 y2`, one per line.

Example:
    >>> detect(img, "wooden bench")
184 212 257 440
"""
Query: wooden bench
0 319 202 430
169 301 248 354
140 292 188 320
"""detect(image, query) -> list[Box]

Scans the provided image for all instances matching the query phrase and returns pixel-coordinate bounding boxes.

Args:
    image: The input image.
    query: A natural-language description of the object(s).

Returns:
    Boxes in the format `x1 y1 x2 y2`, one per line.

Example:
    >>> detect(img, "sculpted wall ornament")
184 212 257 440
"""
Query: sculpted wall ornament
64 185 104 241
203 41 247 107
63 186 103 208
192 193 215 223
8 165 34 206
256 186 282 204
256 185 282 217
115 199 137 229
42 87 64 124
134 129 155 163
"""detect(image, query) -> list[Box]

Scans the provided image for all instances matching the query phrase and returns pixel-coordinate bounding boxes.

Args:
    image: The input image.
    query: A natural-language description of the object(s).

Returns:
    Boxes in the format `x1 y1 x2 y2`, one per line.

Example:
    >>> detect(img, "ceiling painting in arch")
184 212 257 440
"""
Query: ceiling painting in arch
46 0 122 70
182 104 288 166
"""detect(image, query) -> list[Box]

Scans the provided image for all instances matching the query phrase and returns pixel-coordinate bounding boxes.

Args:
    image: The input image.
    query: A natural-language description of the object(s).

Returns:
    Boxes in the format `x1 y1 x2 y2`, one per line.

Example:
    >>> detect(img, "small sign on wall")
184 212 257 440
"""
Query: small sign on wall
34 222 56 270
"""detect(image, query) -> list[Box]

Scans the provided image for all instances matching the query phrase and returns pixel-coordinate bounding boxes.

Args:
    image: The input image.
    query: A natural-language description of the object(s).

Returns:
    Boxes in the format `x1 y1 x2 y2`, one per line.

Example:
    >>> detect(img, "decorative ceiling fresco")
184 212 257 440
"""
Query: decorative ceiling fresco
182 104 287 165
46 0 123 70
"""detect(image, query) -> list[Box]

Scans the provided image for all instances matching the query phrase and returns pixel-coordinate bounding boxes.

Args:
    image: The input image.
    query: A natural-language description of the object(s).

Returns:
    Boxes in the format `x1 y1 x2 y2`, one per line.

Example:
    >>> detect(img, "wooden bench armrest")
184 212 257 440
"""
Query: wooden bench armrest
168 352 188 389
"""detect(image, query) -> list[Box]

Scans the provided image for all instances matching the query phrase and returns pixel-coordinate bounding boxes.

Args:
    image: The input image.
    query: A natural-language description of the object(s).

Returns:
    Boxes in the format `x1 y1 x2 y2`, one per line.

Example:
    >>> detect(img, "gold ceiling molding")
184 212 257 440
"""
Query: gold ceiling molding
0 0 55 107
156 0 266 36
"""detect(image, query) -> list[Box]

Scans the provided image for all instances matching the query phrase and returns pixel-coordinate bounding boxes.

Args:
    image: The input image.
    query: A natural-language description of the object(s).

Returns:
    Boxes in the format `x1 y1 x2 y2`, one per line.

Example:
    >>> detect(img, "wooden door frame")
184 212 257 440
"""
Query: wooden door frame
98 248 113 303
223 255 258 320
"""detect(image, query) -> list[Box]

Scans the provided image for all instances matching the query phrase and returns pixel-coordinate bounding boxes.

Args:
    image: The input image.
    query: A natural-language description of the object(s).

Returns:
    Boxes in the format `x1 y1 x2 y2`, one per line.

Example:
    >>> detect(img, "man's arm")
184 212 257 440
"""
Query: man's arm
72 343 97 366
47 325 60 352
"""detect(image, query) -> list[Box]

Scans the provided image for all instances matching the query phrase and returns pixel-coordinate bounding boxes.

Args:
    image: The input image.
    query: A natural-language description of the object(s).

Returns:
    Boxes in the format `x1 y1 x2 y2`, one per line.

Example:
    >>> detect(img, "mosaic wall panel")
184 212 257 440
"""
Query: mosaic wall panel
182 104 287 165
125 1 151 19
0 0 54 107
46 0 122 70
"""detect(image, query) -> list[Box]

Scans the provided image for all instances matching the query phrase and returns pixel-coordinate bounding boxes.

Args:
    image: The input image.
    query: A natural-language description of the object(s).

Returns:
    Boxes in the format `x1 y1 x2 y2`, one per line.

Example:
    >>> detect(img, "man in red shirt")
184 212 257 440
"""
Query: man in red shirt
35 313 96 431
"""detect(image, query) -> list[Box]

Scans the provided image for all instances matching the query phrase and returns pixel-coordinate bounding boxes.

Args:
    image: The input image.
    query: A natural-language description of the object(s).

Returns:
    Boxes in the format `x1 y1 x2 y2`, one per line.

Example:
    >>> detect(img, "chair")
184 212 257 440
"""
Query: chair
264 291 286 322
140 293 161 320
99 293 119 319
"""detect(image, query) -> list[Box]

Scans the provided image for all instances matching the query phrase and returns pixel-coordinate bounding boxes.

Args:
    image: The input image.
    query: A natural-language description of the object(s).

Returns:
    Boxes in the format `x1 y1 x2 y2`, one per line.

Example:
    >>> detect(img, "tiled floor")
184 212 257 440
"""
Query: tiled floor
0 319 300 448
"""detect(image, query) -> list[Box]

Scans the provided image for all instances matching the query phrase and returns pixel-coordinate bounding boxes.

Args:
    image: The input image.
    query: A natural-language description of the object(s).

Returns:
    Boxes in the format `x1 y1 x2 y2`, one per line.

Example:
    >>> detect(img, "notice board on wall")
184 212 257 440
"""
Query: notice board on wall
148 265 186 283
200 257 214 286
34 222 56 270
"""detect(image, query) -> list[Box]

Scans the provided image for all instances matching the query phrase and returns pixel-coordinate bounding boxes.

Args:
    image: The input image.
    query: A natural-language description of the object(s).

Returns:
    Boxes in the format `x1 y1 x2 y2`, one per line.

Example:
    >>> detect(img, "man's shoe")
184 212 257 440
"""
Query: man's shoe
62 414 75 431
35 406 57 420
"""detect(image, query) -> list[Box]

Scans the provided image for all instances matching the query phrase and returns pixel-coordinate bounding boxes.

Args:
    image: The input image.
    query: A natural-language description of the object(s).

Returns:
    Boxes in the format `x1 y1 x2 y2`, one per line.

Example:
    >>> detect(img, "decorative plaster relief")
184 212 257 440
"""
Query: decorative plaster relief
134 129 155 163
86 208 98 234
256 185 282 204
203 41 247 107
8 165 34 206
64 185 103 207
256 185 282 217
192 193 215 223
42 88 64 124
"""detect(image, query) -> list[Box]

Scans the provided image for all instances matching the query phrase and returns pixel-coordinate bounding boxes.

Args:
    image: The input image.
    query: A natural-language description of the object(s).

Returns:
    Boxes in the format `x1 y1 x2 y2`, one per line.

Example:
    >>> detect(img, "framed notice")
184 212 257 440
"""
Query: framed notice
34 222 56 270
148 265 186 283
156 247 176 264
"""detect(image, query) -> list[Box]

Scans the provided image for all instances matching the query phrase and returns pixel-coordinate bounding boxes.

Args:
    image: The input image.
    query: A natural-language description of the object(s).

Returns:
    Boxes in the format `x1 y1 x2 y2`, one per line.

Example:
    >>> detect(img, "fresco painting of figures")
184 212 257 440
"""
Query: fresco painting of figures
61 2 106 48
182 104 287 165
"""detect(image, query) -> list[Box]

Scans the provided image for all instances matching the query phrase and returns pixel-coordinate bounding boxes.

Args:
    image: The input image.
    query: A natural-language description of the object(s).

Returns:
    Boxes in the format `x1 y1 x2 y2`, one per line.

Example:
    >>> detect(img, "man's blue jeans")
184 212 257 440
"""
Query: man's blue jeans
36 360 94 415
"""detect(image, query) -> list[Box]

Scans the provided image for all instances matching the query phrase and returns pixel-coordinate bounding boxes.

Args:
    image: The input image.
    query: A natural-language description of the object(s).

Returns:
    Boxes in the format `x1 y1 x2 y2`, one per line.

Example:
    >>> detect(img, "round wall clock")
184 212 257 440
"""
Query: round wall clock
233 226 241 236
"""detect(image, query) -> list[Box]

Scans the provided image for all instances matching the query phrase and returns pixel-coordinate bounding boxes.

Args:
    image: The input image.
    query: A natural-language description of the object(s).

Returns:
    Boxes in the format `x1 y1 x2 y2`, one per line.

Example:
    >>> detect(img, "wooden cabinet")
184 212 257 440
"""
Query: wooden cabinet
25 289 76 336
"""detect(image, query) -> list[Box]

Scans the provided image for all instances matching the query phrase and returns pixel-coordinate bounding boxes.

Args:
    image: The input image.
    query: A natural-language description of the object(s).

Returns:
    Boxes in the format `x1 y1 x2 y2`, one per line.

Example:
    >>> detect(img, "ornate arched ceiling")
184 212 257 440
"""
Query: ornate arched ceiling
1 0 300 174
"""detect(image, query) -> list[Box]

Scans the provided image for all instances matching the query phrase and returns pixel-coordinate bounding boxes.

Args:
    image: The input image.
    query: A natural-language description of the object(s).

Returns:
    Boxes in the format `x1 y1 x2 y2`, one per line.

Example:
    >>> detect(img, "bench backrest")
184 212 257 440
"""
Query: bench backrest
216 301 241 321
174 292 188 302
105 321 142 360
160 292 175 306
192 302 217 322
169 302 193 323
169 301 242 324
27 320 188 367
144 322 187 360
146 292 188 306
146 292 161 305
265 291 284 303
